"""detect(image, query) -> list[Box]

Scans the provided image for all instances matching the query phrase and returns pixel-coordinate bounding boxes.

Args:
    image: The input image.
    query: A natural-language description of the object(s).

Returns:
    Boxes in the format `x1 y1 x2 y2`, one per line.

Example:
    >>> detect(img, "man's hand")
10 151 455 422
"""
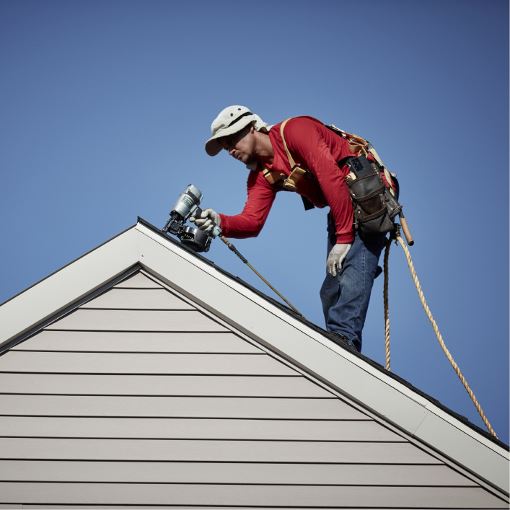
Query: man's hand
327 243 352 277
193 208 221 235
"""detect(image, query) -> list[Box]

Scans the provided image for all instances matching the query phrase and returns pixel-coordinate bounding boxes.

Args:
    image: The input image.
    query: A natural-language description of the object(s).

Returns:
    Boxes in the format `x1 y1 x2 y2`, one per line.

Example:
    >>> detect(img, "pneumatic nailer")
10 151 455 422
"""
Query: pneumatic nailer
162 184 220 253
162 184 303 316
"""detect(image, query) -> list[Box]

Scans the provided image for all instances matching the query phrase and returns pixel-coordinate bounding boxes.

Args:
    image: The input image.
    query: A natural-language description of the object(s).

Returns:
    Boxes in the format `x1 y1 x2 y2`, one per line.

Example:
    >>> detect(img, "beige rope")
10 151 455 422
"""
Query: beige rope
383 238 391 371
393 233 498 438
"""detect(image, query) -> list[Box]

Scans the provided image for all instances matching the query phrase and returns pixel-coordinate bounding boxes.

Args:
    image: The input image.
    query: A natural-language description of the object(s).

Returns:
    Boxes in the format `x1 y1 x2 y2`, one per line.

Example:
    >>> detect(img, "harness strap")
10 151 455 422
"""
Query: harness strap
329 123 397 194
328 124 370 157
262 118 312 194
265 118 396 207
262 118 314 211
261 118 299 189
279 118 299 170
262 168 286 186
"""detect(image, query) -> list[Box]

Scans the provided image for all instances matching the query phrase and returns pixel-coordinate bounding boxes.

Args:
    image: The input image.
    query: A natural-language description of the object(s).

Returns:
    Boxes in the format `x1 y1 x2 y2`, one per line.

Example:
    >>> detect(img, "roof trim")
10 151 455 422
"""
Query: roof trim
0 226 141 349
0 223 137 308
0 219 507 494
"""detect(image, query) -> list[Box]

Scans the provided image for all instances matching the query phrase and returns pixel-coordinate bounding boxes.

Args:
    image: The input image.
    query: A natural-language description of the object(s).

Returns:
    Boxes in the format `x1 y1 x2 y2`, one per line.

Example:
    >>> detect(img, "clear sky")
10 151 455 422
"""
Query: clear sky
1 0 508 443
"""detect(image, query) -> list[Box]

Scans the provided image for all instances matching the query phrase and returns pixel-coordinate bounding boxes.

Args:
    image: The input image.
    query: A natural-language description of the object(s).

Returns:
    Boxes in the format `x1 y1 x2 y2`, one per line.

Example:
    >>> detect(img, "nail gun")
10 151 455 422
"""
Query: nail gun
162 184 220 253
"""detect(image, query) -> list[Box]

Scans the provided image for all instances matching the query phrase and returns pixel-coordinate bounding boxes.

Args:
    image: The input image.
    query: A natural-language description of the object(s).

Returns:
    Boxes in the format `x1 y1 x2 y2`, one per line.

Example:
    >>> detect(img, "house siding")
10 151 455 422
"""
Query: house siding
0 271 506 508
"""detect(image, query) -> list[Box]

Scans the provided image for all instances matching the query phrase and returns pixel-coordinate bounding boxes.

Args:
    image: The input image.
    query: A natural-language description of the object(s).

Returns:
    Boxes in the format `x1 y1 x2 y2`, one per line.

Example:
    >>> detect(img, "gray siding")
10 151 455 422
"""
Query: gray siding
13 330 261 352
0 351 295 375
0 484 506 507
0 460 477 485
0 271 506 508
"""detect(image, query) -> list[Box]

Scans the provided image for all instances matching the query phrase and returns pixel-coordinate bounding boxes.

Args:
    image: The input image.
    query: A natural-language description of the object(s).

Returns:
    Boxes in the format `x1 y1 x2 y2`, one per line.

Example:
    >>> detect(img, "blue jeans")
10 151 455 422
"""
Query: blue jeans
320 215 387 352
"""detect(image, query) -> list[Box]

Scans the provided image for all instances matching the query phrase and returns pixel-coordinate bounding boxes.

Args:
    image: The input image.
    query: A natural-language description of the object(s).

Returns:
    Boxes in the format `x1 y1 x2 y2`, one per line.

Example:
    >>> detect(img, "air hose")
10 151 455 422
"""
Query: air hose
219 235 304 318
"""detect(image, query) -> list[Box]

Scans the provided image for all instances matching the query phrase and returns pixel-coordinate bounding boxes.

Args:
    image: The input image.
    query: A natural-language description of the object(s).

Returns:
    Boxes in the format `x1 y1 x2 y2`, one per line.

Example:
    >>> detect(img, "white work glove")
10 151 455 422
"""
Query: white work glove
327 243 352 277
193 208 221 235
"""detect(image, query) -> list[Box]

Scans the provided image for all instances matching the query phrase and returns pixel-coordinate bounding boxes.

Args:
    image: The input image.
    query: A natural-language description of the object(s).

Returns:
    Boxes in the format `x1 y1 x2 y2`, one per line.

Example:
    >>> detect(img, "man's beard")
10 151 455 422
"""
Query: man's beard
245 155 259 171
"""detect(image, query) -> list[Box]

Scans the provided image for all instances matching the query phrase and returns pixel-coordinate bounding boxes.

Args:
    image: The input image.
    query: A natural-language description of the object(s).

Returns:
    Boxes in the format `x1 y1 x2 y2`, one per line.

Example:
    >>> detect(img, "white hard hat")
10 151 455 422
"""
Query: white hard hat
205 105 268 156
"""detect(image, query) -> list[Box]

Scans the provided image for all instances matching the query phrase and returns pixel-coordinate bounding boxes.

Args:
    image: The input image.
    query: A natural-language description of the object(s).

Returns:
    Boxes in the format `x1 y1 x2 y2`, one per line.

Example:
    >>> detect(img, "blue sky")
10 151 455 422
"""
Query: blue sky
1 0 508 443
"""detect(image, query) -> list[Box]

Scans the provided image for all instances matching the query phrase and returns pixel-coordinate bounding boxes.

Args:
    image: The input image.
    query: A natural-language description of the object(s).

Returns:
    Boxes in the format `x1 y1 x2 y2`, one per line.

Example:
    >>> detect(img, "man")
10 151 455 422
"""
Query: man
196 105 388 352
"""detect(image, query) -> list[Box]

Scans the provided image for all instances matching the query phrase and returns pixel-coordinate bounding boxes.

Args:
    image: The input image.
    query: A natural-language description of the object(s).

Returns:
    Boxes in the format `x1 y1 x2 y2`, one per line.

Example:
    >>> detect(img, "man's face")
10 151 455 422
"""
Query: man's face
220 124 257 165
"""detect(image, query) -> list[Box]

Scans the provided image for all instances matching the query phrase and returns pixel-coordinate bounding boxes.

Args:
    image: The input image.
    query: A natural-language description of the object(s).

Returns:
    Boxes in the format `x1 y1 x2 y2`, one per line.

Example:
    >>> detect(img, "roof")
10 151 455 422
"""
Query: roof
0 218 508 495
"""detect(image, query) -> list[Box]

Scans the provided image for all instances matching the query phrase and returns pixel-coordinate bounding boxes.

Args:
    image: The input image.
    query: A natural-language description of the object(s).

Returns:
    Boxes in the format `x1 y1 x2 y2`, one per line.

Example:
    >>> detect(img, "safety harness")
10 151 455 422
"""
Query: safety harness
263 118 401 234
261 118 314 194
262 118 397 194
260 118 498 438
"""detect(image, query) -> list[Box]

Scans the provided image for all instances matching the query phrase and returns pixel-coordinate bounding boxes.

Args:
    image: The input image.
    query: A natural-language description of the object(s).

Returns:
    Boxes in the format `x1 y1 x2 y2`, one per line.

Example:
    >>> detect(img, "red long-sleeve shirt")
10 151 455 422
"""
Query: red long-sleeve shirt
219 116 360 244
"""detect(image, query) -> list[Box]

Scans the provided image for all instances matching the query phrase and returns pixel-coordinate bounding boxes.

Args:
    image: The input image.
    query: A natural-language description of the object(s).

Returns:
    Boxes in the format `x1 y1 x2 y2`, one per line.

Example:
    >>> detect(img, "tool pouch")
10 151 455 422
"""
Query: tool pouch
344 156 398 235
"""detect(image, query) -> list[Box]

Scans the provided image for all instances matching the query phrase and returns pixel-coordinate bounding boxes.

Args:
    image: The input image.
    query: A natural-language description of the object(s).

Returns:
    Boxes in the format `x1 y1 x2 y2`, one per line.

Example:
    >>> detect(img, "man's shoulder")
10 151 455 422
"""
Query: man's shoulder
271 116 331 151
272 115 323 131
269 116 324 144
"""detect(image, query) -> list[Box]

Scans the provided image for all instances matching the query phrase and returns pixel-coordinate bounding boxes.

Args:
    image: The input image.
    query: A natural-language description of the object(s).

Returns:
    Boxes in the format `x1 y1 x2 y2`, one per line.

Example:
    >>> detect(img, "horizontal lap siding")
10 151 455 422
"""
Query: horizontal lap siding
0 374 324 396
0 272 499 507
81 288 194 310
0 484 506 508
0 460 476 486
0 351 295 375
0 438 438 463
0 395 363 418
12 330 262 353
0 417 398 440
48 309 228 331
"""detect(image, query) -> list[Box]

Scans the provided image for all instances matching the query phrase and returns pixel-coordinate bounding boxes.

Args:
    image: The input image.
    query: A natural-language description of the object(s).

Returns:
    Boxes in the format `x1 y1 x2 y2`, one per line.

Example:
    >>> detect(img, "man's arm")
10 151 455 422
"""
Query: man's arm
218 170 277 238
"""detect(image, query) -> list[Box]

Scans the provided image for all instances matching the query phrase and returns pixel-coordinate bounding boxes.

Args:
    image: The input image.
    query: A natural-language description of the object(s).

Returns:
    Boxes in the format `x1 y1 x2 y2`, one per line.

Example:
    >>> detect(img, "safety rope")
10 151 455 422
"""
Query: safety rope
383 238 392 371
383 231 498 438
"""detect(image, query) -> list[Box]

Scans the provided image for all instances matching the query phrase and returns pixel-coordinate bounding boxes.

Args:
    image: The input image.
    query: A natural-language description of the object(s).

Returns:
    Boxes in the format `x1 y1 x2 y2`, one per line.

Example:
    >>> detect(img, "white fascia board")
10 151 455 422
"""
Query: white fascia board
134 223 509 493
0 227 141 349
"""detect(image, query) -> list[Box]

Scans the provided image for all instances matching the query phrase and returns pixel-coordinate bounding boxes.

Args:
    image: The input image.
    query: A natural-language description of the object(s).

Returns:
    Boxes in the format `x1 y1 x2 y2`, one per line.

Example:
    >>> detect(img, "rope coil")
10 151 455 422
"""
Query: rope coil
383 230 498 438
